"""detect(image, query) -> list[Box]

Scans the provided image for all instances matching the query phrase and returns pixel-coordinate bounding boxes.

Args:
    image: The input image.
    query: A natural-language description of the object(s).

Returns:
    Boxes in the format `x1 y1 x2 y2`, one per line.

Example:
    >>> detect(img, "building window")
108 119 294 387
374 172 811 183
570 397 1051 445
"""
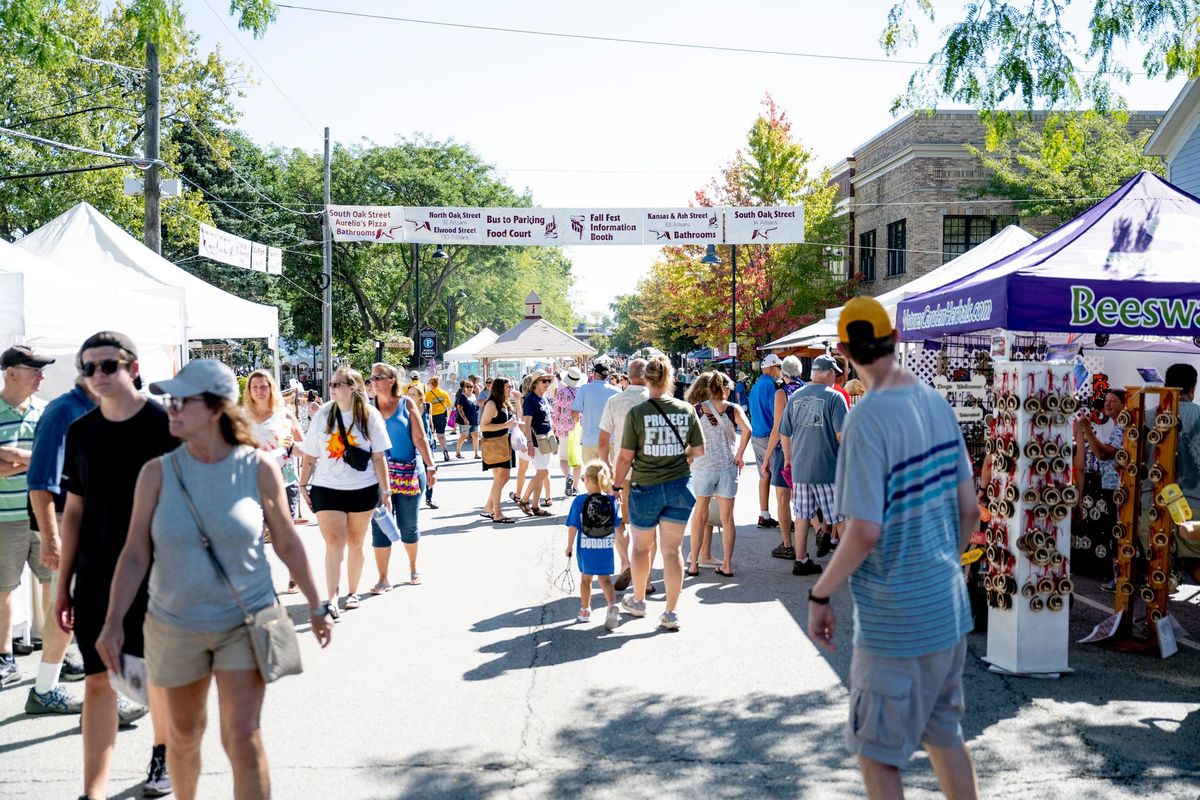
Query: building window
858 230 876 282
886 220 906 277
942 215 1019 262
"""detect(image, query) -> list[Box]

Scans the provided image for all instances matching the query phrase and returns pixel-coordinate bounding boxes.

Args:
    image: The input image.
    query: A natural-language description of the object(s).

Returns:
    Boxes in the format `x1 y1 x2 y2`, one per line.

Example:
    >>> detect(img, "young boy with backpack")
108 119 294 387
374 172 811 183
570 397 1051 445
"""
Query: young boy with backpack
565 461 623 630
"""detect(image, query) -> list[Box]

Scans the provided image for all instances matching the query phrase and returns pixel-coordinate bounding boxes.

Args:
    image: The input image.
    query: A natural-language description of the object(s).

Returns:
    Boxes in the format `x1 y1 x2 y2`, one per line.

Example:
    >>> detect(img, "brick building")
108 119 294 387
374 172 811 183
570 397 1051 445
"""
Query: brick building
831 110 1163 295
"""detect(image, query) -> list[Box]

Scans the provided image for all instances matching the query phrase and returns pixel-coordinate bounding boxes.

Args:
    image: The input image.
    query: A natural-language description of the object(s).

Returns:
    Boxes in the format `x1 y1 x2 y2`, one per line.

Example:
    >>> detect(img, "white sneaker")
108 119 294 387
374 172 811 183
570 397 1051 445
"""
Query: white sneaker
604 604 620 631
575 608 591 623
620 595 646 617
659 611 680 630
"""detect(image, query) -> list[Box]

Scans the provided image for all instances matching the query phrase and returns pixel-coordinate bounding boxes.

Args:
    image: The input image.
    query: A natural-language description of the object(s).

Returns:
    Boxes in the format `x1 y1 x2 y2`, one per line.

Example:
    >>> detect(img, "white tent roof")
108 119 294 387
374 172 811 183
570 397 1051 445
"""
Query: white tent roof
16 203 278 340
763 226 1037 351
442 327 498 362
0 239 187 396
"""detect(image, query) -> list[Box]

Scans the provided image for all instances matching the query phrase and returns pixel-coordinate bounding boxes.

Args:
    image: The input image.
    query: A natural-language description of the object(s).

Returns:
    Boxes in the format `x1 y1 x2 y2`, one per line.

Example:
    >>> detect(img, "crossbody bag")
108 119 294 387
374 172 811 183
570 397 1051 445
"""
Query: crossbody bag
169 453 303 683
333 409 372 472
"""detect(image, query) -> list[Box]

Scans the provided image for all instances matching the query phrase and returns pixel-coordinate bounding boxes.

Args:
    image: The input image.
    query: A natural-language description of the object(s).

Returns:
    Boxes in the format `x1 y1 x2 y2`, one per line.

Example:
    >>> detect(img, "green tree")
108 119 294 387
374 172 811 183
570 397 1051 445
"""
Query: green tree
882 1 1200 116
608 294 648 354
966 111 1167 222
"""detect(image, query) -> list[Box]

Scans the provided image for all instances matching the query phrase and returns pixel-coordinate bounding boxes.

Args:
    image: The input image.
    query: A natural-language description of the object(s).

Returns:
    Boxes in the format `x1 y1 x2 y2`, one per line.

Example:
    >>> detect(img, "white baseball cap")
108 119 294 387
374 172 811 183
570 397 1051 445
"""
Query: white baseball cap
760 354 782 369
149 359 238 403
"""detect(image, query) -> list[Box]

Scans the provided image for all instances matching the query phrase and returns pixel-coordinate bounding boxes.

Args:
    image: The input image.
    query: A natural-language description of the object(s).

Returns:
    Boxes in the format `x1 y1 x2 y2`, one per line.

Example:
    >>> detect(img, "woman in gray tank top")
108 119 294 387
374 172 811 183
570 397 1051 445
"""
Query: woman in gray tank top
95 360 332 800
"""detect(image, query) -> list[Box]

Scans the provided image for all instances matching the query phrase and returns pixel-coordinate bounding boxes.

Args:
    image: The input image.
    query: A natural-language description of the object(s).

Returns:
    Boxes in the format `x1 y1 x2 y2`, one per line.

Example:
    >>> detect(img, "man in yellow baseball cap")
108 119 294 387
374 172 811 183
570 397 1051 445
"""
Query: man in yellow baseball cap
810 293 981 800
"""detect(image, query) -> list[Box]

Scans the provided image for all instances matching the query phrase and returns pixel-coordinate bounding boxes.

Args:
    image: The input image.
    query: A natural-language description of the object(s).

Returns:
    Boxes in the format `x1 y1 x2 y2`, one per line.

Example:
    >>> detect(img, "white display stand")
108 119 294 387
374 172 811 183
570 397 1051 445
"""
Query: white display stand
984 362 1074 677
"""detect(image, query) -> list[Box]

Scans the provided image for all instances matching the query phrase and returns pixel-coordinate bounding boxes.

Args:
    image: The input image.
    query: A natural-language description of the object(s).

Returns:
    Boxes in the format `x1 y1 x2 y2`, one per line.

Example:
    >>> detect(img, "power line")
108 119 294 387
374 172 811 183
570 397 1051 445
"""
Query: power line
0 161 130 181
178 116 323 216
276 4 931 67
200 0 321 136
0 126 160 167
162 166 320 245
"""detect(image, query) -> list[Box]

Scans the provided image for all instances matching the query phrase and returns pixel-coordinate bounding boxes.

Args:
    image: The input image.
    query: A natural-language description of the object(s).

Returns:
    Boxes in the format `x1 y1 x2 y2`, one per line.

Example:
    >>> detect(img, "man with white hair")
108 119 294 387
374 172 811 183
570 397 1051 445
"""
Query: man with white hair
759 356 805 563
750 355 785 538
780 354 848 575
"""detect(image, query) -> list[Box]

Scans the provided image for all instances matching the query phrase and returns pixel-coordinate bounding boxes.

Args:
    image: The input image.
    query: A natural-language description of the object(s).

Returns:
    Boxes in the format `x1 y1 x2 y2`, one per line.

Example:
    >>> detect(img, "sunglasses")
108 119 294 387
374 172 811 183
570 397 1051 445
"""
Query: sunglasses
80 359 129 377
367 375 393 383
165 396 204 413
329 380 353 389
538 378 552 384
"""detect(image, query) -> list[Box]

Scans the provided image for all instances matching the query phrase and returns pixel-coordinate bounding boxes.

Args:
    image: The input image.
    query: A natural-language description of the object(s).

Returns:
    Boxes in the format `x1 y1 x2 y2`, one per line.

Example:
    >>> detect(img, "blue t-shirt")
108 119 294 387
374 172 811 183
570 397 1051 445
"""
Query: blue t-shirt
835 382 972 658
749 374 780 437
522 391 553 436
28 386 95 497
455 393 480 427
566 492 617 576
571 380 620 447
779 383 847 485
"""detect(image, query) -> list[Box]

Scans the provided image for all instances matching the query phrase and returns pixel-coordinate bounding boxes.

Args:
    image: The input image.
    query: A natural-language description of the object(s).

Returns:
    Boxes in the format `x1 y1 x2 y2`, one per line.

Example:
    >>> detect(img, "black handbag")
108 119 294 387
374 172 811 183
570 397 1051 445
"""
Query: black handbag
333 409 372 472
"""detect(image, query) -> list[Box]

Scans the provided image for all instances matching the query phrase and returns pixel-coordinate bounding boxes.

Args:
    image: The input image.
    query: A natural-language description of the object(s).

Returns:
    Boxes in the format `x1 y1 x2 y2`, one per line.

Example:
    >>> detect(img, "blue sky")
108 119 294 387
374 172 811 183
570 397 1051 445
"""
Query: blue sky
181 0 1188 320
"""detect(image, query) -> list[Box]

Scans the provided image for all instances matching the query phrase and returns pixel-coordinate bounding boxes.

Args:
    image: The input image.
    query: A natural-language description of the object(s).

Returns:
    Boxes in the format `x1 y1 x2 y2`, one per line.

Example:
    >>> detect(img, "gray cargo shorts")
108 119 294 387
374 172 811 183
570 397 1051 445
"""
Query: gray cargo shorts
846 637 968 768
0 519 53 592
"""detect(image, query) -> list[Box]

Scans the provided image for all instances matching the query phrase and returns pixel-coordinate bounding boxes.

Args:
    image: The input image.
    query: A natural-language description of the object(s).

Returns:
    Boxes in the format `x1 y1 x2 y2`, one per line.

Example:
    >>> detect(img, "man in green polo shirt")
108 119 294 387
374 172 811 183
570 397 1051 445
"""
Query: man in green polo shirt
0 345 53 688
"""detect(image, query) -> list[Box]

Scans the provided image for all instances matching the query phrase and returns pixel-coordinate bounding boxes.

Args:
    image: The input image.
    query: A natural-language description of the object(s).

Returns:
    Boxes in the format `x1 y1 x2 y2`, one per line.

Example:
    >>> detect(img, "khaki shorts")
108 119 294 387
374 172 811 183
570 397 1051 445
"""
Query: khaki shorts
0 519 52 592
846 637 967 768
582 445 602 464
144 614 258 688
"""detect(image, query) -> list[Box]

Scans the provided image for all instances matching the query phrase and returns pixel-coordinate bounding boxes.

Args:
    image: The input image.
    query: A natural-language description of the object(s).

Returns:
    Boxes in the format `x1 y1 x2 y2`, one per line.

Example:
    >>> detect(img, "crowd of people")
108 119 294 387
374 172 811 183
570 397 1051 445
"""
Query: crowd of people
44 294 1200 797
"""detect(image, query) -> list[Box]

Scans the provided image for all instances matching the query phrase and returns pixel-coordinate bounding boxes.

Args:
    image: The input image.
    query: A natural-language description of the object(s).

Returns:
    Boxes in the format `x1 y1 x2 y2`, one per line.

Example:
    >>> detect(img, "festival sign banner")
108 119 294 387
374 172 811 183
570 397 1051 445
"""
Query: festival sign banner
724 206 805 245
198 222 254 269
642 208 723 245
250 242 268 273
562 208 644 245
267 246 283 275
483 208 567 246
402 206 485 244
326 205 406 242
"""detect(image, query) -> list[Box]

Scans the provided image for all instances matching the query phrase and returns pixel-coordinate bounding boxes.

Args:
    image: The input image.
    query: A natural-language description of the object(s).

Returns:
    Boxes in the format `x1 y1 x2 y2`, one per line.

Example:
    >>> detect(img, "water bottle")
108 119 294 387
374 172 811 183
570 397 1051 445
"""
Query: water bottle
373 505 401 543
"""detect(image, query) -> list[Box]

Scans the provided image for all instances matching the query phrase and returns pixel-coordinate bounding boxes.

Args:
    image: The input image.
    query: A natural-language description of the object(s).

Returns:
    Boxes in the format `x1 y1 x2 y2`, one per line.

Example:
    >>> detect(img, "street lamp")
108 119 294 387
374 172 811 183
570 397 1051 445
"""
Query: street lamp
700 243 736 362
412 243 451 368
446 289 468 353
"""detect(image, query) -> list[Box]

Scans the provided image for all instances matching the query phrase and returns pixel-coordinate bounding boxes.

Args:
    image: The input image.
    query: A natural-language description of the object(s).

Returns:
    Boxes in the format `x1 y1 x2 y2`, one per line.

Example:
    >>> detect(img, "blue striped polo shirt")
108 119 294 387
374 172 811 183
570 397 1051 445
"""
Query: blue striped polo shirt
835 382 972 658
0 394 45 523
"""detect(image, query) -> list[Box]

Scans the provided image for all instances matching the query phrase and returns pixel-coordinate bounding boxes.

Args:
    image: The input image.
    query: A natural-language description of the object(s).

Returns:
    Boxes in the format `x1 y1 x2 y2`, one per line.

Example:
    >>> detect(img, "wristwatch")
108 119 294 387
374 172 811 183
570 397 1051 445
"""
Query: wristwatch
311 600 332 618
807 588 830 605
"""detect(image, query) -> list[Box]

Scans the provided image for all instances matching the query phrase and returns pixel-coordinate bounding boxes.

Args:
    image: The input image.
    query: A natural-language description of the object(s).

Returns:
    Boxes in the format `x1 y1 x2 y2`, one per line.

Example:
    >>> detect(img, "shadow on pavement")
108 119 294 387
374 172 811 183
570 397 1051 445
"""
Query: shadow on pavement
366 747 514 800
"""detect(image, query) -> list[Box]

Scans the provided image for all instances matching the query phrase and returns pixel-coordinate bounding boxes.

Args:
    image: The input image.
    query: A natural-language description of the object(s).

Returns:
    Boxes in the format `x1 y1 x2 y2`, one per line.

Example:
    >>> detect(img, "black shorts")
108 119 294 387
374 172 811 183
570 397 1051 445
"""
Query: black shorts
73 575 148 676
309 484 378 514
431 413 448 434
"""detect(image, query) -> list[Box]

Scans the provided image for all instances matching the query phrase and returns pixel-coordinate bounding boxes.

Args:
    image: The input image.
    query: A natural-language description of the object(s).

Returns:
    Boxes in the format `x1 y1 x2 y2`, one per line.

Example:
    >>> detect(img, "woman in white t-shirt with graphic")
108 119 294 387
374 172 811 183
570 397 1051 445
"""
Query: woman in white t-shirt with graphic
298 367 391 614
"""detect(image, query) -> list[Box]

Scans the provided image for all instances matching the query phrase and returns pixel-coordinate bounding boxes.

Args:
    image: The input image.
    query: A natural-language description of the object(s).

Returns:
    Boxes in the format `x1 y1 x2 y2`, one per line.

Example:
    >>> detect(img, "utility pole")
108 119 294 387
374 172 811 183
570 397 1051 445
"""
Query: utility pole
321 127 333 396
143 41 161 253
412 242 421 370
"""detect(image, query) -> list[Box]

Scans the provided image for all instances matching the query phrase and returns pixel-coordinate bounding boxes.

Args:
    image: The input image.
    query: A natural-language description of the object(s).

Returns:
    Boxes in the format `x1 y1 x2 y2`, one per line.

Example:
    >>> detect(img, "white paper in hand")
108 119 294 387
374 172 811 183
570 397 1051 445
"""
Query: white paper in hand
108 653 149 706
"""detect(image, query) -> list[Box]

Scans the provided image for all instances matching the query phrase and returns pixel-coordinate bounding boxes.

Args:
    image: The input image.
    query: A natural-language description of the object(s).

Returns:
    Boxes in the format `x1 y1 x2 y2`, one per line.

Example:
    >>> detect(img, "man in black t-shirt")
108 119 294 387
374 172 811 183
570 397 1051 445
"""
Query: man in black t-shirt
56 332 178 800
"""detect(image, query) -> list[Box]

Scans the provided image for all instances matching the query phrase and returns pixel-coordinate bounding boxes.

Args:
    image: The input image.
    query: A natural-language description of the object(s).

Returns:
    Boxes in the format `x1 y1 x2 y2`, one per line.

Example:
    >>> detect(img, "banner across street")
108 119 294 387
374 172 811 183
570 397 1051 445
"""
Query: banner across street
324 205 804 245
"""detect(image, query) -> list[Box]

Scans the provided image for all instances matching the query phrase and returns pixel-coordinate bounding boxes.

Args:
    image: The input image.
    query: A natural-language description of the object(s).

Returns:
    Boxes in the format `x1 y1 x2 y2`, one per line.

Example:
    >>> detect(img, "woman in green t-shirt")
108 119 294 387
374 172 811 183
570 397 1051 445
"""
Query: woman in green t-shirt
612 355 705 630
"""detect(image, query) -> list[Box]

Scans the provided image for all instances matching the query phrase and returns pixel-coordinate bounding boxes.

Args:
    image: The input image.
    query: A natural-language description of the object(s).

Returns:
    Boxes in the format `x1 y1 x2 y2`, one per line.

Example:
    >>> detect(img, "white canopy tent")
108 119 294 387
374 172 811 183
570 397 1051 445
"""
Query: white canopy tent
762 226 1038 352
0 239 186 397
442 327 498 363
16 203 280 374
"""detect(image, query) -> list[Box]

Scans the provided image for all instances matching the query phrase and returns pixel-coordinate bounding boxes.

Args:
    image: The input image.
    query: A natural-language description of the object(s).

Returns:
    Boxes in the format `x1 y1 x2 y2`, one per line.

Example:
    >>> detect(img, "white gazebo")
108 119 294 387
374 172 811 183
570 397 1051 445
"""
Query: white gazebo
475 292 596 375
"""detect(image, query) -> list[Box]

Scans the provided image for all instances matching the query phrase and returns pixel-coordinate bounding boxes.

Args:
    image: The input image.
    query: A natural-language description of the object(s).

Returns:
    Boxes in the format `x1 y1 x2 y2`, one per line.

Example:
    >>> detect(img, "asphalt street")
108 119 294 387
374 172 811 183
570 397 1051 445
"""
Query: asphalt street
1 443 1198 799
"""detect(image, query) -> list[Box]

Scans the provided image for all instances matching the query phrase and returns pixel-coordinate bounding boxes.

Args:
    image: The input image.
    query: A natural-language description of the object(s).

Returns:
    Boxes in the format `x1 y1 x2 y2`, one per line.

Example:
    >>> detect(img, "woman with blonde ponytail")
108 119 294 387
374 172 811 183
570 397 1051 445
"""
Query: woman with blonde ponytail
612 355 705 630
298 367 392 614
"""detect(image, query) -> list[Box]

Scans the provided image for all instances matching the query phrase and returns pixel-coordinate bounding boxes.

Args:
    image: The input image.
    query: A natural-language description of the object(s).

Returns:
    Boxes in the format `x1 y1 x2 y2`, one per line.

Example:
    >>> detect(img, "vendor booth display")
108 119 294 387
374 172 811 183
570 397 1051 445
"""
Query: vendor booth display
983 363 1077 676
1111 387 1180 652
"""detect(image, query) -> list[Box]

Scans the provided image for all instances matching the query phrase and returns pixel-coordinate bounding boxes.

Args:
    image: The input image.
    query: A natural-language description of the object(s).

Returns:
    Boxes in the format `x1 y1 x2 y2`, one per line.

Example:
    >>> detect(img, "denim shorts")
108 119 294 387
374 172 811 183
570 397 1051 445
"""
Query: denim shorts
628 476 696 529
691 466 738 499
371 468 425 547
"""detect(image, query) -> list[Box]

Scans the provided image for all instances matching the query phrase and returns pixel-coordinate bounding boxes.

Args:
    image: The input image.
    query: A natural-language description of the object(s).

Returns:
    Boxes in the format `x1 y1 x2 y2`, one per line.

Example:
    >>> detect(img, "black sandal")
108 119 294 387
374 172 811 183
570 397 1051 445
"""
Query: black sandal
493 515 516 524
685 566 700 577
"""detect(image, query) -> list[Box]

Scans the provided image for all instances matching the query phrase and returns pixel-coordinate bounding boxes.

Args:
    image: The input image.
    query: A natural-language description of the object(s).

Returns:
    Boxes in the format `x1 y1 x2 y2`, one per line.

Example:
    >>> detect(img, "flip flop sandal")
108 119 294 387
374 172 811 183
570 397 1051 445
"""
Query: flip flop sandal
493 516 517 524
369 582 391 594
284 580 300 594
343 594 361 610
714 567 735 577
685 566 700 577
540 498 553 508
410 572 422 585
479 511 493 518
